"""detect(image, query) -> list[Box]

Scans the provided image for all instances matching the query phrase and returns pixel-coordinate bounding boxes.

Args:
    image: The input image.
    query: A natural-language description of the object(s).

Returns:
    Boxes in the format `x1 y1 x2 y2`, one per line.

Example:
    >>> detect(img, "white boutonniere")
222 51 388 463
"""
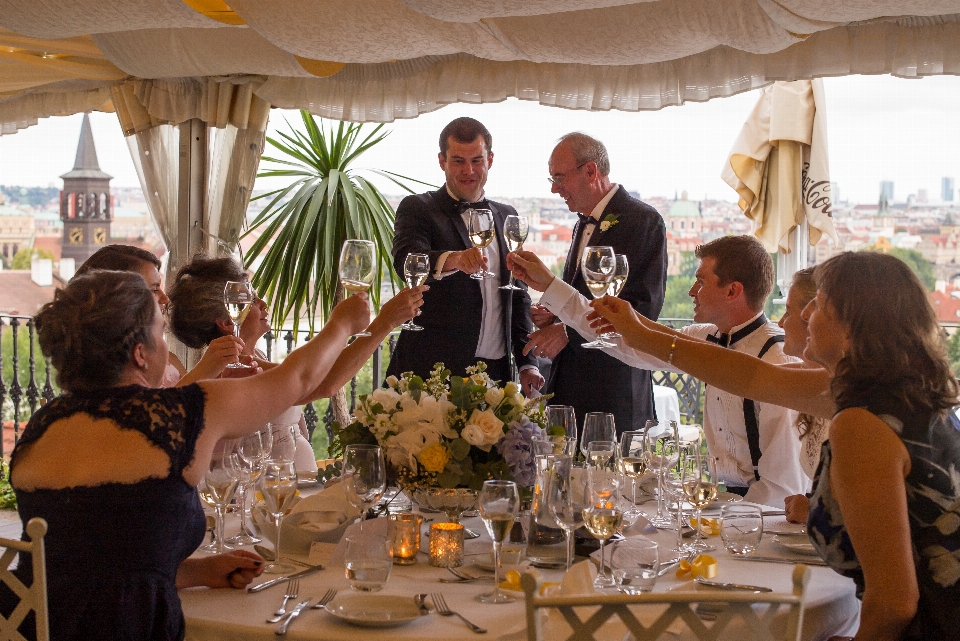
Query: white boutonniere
598 214 619 232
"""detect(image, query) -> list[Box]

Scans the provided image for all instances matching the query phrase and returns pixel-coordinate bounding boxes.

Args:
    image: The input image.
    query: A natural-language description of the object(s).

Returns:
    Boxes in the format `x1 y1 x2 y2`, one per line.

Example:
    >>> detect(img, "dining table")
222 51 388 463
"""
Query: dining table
181 487 860 641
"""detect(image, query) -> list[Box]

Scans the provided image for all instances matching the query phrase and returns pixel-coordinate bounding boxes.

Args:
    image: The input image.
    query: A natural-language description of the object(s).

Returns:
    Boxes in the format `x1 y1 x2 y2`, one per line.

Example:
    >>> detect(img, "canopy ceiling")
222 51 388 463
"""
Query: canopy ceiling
2 0 960 133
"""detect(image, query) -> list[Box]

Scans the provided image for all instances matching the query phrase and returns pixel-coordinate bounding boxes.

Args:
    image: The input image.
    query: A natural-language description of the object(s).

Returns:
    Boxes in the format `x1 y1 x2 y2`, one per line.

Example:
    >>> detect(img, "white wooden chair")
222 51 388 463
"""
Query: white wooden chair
521 564 810 641
0 518 49 641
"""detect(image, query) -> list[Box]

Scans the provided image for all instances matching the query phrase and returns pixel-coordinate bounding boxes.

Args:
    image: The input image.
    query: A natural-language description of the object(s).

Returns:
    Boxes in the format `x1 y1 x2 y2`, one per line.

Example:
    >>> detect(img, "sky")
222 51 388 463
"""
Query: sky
1 74 959 205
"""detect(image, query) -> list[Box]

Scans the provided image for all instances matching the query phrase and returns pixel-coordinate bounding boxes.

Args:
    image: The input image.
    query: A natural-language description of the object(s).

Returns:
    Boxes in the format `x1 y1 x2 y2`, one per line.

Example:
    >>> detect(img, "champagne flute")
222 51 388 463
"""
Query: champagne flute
584 467 622 588
580 246 616 349
227 429 272 545
467 208 496 280
260 459 299 574
339 239 376 337
477 479 520 604
599 255 629 341
500 215 528 290
342 444 386 535
580 412 616 457
643 420 679 528
548 459 589 569
401 253 430 331
203 451 240 554
619 430 648 521
683 454 718 551
223 280 254 368
545 405 578 444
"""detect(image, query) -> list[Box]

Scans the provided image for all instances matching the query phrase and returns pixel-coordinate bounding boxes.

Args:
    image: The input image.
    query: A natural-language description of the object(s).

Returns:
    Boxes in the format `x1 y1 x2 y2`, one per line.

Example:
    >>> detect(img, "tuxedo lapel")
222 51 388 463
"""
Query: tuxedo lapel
563 220 585 283
434 189 472 250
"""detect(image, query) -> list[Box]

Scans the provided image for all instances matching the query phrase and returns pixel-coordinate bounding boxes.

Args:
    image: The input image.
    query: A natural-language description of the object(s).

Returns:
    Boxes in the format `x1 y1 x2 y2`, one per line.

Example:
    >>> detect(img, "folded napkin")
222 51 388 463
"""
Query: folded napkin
296 511 347 534
290 480 361 520
560 559 598 595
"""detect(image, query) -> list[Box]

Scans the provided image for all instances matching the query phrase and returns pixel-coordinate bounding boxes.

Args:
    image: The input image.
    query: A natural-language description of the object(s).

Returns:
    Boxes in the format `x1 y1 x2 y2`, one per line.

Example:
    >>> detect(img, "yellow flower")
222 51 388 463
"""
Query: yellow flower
418 443 451 473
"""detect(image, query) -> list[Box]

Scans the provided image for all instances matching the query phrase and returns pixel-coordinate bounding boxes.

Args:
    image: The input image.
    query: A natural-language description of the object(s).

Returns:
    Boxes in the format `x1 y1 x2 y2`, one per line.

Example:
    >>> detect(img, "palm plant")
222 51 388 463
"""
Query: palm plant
244 111 432 429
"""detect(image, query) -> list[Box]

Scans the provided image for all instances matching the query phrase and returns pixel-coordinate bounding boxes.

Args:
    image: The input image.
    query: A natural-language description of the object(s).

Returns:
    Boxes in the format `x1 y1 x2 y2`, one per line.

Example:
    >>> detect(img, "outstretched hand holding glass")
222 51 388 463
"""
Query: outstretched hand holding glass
339 239 376 337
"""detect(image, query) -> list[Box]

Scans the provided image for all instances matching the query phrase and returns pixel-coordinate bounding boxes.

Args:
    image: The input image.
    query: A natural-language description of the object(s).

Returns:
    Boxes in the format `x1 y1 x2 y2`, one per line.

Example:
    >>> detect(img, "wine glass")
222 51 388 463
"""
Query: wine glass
269 423 299 462
619 430 648 522
584 467 622 588
342 444 386 535
401 253 430 331
585 440 618 472
642 420 680 528
580 412 615 457
260 459 299 574
664 454 696 554
580 246 616 349
202 451 240 554
500 215 528 290
545 405 578 444
227 429 272 545
547 457 588 569
467 208 496 280
339 239 376 337
477 479 520 604
599 255 629 341
223 280 254 368
683 454 718 551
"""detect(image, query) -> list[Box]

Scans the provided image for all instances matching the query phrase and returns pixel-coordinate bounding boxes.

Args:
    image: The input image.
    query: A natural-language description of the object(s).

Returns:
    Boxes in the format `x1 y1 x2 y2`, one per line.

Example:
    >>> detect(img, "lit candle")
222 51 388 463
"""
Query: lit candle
389 513 423 565
429 522 464 567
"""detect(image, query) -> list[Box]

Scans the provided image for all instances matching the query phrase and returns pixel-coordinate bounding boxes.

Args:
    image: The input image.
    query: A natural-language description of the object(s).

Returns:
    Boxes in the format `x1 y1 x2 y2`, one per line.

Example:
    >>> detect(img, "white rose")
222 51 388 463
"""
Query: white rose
468 408 505 446
503 381 519 396
599 221 611 232
371 387 401 409
484 387 504 407
385 375 399 388
461 424 486 448
509 393 525 408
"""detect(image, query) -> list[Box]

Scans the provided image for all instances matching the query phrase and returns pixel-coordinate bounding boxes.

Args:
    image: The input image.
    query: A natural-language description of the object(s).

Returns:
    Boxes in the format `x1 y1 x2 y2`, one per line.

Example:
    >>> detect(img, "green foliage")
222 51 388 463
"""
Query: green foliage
660 275 695 319
948 330 960 377
885 247 936 291
0 186 58 209
0 468 16 511
550 260 565 278
678 251 698 278
10 247 54 270
1 325 58 429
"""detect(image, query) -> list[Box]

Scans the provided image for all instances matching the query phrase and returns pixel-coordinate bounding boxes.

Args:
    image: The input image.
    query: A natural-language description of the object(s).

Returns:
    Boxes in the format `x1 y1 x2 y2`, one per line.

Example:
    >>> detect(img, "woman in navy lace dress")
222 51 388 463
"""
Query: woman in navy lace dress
7 270 425 640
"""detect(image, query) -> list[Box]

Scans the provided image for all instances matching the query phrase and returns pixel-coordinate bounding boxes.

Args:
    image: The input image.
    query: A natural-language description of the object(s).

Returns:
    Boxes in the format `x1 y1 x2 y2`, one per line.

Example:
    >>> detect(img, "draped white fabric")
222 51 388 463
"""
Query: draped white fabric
1 2 960 131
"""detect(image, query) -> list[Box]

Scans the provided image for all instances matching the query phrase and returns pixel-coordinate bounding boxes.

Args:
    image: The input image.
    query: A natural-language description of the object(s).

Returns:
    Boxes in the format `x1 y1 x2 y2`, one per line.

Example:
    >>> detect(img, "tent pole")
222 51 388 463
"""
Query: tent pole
176 118 208 368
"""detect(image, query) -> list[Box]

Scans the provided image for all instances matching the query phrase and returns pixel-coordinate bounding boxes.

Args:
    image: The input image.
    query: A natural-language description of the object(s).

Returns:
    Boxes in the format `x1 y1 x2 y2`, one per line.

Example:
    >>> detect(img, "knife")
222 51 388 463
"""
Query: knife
729 555 828 567
695 577 773 592
248 564 324 593
275 599 312 635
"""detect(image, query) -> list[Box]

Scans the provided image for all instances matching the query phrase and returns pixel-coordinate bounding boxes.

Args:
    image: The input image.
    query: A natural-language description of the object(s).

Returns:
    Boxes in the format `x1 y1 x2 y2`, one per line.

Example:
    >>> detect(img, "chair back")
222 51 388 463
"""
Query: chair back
0 518 49 641
522 564 810 641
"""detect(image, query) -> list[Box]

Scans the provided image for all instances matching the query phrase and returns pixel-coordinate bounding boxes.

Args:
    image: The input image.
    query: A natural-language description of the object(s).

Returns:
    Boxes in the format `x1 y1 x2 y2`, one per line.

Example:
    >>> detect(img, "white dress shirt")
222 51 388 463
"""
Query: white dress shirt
538 277 810 507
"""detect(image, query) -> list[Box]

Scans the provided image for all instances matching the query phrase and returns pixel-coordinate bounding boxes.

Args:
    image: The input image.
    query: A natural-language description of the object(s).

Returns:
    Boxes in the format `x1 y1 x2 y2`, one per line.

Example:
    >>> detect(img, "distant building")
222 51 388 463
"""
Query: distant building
665 191 702 238
59 113 113 265
830 182 841 204
0 204 32 265
880 180 894 201
944 177 955 202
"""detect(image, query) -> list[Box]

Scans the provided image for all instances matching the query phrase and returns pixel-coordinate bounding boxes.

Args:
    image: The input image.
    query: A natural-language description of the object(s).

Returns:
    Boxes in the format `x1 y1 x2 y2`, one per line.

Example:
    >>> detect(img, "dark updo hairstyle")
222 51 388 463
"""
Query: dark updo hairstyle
74 244 161 276
35 271 157 393
168 254 246 349
816 251 959 415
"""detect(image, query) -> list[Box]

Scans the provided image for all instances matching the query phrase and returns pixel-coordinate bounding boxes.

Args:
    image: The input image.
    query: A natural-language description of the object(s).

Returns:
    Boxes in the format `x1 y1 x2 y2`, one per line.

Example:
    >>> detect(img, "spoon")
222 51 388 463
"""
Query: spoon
254 544 276 561
415 593 430 615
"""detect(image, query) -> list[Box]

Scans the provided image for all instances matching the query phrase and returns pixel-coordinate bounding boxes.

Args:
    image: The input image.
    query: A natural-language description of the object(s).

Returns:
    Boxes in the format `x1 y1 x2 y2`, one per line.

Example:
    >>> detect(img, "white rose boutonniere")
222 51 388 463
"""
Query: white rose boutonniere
598 214 619 233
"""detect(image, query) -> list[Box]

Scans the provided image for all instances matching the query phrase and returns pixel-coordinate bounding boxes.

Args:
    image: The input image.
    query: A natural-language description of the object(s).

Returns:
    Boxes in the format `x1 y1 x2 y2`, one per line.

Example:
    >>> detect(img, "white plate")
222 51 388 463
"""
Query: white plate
323 594 422 627
772 534 818 556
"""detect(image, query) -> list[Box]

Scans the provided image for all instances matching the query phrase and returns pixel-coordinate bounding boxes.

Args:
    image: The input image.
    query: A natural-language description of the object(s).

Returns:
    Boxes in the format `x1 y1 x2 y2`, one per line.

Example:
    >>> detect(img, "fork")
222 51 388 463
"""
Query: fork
269 580 299 620
431 593 486 634
310 588 338 609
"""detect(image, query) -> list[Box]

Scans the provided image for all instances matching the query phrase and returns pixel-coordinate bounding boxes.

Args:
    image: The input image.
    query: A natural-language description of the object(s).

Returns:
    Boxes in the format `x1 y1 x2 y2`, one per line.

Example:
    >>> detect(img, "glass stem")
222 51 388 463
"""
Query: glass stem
565 528 574 570
656 471 665 520
676 501 685 550
631 479 637 511
694 507 703 547
236 482 250 535
598 539 607 580
492 540 503 599
273 513 284 564
215 505 226 554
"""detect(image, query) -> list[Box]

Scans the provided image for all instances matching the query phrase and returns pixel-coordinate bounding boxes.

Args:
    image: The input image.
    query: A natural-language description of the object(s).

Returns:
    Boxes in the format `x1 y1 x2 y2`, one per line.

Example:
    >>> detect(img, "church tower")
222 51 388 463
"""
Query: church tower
60 113 112 264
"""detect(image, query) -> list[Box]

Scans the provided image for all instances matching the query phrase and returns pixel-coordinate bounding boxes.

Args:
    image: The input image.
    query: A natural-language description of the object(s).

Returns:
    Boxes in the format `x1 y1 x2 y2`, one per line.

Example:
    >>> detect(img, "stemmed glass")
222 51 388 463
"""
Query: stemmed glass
223 280 254 368
548 456 588 570
401 253 430 331
683 454 719 551
500 215 528 290
477 479 520 604
226 429 272 545
339 239 376 337
342 444 386 535
580 412 615 457
260 459 299 574
545 405 578 444
599 255 629 341
585 440 618 472
269 423 299 462
643 421 680 528
581 246 616 349
202 451 240 554
467 208 496 280
619 430 648 522
584 467 623 588
664 455 696 554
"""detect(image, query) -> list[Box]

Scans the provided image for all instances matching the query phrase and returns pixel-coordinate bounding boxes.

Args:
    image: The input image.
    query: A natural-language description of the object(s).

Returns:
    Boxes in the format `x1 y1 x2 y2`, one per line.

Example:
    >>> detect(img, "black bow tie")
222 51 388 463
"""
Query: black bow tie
705 332 730 348
456 199 490 214
577 213 599 226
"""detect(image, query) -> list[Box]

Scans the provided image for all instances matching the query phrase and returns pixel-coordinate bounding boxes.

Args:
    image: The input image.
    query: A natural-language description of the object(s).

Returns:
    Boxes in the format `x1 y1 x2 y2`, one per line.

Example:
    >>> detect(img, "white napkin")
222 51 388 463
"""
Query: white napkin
296 511 347 534
560 559 598 595
289 480 361 520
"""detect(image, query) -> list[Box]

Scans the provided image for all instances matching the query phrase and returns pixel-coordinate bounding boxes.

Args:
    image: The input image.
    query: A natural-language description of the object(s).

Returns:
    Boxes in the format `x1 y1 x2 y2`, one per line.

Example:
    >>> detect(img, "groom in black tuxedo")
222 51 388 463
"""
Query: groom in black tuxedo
524 133 667 434
385 117 543 392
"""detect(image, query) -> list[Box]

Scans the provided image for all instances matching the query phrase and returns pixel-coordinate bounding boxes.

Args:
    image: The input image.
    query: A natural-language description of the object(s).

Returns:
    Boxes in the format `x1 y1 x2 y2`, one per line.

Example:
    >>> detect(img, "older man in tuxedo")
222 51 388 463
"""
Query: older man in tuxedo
385 117 543 392
524 133 667 434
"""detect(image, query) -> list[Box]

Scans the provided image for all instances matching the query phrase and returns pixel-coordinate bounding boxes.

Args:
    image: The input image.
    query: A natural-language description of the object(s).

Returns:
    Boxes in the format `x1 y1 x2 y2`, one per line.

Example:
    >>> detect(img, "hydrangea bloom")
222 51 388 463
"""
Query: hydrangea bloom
497 415 545 488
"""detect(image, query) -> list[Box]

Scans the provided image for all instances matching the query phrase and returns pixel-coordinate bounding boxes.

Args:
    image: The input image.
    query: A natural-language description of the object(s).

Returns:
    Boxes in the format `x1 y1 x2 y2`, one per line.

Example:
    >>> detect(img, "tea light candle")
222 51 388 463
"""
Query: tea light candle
389 513 422 565
429 522 464 567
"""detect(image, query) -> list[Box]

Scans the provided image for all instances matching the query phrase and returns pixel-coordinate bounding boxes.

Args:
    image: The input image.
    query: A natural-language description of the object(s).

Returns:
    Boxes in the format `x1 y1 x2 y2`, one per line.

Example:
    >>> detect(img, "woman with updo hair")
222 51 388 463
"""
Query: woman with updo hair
7 268 426 640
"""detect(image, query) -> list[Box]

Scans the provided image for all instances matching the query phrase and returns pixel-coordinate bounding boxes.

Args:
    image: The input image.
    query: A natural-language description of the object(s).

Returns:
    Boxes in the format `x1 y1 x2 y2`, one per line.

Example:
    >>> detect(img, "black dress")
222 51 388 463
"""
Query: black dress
6 384 207 641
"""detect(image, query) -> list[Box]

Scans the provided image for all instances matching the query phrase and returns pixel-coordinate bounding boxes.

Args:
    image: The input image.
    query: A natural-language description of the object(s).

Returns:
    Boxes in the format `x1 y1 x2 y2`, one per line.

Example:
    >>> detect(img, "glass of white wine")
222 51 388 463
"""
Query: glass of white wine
202 451 240 554
342 444 386 535
683 454 718 551
467 208 496 280
580 246 616 349
500 214 528 290
477 479 520 604
619 430 647 521
584 468 623 588
260 459 299 574
339 239 376 337
599 254 629 341
223 280 254 368
401 253 429 331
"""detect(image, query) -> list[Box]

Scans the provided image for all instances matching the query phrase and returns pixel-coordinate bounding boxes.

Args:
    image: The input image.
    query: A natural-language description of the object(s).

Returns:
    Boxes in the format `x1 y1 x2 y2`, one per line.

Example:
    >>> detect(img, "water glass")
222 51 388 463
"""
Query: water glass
344 534 393 591
532 435 577 457
611 538 659 594
720 504 764 554
545 405 578 443
269 423 299 462
581 412 616 457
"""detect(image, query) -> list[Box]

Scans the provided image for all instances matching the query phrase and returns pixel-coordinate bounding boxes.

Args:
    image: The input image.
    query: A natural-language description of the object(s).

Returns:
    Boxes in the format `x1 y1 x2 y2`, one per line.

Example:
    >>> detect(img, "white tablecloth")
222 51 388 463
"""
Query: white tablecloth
653 384 682 426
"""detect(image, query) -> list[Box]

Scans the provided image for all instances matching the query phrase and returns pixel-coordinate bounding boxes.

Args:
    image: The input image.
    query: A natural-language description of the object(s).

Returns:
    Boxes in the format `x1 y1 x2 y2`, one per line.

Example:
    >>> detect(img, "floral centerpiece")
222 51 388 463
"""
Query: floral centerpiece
330 362 554 490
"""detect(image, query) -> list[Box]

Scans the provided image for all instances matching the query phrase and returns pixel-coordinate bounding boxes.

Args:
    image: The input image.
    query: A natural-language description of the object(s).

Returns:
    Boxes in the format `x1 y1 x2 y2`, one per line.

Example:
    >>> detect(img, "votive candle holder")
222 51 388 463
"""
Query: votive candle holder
429 522 464 567
389 513 423 565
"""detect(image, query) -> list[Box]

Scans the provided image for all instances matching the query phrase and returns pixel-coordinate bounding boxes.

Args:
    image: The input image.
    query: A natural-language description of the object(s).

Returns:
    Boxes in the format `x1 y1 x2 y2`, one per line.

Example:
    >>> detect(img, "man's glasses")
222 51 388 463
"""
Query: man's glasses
547 162 588 187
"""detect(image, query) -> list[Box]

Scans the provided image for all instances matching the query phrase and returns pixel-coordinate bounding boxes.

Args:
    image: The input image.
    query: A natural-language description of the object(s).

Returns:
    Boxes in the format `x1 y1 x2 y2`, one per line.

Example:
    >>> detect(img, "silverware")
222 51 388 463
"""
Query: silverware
728 555 827 566
695 576 773 592
765 528 806 536
248 564 325 593
275 599 312 635
415 593 430 615
440 567 495 583
254 544 276 562
267 580 299 622
311 588 338 610
657 558 681 577
431 592 486 634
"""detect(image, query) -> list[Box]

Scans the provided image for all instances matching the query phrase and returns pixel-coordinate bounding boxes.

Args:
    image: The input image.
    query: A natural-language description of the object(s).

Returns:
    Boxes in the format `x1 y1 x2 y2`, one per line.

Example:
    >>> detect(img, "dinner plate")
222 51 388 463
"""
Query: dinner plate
323 594 422 627
772 534 818 556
